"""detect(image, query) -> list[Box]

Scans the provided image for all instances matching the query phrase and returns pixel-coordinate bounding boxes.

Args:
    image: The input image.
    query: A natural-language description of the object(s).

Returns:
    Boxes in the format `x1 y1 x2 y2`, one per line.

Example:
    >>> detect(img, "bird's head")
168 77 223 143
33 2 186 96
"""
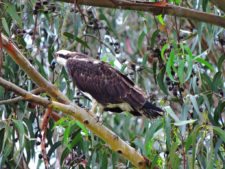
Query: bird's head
52 50 73 67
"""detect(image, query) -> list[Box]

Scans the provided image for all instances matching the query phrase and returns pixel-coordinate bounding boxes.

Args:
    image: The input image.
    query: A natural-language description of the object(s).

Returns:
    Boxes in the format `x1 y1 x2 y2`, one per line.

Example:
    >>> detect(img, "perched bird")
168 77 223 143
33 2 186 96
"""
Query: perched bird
52 50 164 119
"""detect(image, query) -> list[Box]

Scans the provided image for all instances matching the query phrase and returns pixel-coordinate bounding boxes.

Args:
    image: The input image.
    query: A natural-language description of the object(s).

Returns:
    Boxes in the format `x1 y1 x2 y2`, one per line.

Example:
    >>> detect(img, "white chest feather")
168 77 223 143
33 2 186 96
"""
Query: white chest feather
56 57 67 66
106 103 133 112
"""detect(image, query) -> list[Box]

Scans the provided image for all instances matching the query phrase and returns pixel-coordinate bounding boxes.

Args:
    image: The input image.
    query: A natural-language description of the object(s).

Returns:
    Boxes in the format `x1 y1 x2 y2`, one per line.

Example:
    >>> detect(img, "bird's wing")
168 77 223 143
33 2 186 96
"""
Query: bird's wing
66 57 146 108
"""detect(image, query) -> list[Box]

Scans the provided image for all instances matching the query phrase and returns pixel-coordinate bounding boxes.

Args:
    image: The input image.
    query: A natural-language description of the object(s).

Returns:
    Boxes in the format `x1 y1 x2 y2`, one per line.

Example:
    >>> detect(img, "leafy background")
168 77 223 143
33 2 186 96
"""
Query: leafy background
0 0 225 168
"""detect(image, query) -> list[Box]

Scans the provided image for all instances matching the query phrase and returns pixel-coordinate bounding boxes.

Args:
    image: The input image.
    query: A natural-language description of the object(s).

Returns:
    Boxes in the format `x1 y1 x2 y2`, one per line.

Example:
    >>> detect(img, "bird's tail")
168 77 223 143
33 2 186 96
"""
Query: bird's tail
142 101 164 119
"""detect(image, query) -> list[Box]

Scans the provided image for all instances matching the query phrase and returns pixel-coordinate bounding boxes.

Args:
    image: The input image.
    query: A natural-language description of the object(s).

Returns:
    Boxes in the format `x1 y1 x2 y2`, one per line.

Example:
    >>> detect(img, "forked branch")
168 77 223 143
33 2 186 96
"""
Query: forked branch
0 33 157 169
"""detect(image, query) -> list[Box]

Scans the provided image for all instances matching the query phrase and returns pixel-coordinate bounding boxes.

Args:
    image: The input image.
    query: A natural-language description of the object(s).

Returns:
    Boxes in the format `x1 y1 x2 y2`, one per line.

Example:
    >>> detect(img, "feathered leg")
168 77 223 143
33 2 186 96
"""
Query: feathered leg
90 99 104 123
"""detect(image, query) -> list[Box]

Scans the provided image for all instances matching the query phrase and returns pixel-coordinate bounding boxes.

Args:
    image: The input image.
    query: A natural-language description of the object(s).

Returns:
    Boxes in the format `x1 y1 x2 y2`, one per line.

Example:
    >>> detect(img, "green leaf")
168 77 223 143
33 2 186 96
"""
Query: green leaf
60 148 70 166
202 0 209 11
63 32 90 49
76 121 88 136
194 57 214 72
142 54 148 66
34 59 47 79
47 141 61 158
165 106 179 122
185 125 202 167
184 54 194 82
69 132 82 149
100 152 108 169
161 43 169 62
212 72 223 91
150 30 160 48
166 49 177 82
177 59 185 83
156 15 165 25
165 116 171 149
217 55 225 71
63 125 71 148
138 31 146 51
120 64 127 73
153 61 157 83
190 95 202 119
214 101 225 122
174 119 197 126
63 32 74 39
74 37 90 49
1 18 10 35
206 139 214 169
213 126 225 142
12 120 25 148
156 66 168 94
145 119 162 145
201 73 213 90
168 142 180 168
174 0 181 5
6 4 22 27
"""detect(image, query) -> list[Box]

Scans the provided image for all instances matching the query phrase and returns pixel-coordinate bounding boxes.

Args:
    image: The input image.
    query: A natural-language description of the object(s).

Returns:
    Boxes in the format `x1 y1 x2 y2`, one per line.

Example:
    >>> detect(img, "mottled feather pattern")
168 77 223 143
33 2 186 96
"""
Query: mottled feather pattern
64 52 163 118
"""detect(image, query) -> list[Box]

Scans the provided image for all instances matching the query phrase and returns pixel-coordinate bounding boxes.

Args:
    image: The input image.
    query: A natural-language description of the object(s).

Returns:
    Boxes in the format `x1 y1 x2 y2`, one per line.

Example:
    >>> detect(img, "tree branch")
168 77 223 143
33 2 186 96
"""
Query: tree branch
0 33 156 169
1 34 69 104
0 87 45 105
59 0 225 28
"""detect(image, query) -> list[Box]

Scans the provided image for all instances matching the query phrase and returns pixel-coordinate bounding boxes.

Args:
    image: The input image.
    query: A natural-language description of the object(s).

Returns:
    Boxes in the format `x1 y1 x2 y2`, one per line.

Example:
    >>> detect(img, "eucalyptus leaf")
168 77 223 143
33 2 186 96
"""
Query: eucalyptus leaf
213 126 225 142
174 119 197 126
138 31 146 51
5 4 22 27
1 18 10 35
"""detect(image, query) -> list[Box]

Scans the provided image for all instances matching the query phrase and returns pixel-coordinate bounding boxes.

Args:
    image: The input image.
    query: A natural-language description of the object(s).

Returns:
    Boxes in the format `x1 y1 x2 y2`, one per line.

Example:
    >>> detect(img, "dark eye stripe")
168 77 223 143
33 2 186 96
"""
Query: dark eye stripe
59 54 69 59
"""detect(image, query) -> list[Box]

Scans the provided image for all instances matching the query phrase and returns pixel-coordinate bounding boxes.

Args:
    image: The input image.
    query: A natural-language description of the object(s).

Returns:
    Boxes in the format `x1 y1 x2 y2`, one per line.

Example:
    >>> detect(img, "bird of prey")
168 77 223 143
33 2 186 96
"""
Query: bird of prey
53 50 163 119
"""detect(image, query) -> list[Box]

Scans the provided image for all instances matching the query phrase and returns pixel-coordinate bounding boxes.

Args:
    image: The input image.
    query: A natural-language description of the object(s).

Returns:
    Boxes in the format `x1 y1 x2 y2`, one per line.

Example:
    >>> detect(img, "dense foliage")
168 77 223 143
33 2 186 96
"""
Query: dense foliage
0 0 224 168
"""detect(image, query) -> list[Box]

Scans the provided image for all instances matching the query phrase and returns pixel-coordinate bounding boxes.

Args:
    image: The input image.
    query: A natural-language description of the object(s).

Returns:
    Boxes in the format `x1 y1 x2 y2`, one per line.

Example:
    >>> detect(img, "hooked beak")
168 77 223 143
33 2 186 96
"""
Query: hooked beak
50 59 57 70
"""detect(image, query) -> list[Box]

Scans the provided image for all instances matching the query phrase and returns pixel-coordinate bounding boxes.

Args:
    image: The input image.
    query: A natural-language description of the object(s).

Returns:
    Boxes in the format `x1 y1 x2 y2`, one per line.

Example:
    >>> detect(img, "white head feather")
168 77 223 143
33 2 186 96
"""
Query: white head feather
54 50 72 66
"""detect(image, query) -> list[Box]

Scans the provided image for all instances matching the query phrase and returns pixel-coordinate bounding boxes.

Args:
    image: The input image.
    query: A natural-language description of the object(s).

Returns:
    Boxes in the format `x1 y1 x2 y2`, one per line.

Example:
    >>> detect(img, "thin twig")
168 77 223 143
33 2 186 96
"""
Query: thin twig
81 34 116 55
41 108 52 168
0 87 45 105
74 0 87 25
0 31 3 76
0 77 50 107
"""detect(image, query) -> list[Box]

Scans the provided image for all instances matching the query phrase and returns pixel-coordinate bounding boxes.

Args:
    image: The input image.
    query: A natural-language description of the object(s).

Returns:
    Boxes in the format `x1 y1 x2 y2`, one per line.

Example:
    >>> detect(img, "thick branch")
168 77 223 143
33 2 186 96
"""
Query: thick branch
0 33 154 169
1 34 69 104
0 77 157 169
59 0 225 28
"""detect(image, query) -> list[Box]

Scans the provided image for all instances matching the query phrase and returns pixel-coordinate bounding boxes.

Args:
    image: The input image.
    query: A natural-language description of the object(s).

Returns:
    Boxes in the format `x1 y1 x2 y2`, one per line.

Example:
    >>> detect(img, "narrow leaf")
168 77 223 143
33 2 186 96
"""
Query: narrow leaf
6 4 22 27
174 119 197 126
213 126 225 142
138 31 146 51
1 18 10 35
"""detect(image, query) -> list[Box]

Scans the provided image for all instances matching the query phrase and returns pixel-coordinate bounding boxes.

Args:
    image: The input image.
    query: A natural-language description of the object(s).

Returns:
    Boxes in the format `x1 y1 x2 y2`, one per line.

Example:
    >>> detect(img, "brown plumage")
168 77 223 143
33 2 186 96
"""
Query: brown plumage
54 50 164 119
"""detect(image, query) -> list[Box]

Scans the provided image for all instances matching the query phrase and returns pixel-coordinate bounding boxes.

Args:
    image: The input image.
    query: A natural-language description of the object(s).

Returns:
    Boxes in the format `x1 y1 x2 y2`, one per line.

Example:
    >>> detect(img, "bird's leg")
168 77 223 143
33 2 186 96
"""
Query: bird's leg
96 105 104 124
89 99 104 124
90 99 98 113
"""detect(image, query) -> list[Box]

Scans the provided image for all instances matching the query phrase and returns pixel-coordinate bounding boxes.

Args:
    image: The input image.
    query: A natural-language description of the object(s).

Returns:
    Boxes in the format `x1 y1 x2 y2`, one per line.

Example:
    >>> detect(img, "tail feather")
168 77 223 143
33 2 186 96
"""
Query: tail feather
142 101 164 119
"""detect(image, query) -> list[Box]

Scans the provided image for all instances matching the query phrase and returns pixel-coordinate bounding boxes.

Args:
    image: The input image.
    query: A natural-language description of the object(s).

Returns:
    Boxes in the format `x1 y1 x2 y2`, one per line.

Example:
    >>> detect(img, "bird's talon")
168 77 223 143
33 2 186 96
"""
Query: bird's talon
95 115 103 124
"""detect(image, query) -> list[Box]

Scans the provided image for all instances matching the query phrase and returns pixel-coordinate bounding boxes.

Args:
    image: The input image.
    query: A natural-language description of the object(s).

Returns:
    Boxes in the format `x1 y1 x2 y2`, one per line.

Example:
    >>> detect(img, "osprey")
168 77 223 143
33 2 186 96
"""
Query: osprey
53 50 163 119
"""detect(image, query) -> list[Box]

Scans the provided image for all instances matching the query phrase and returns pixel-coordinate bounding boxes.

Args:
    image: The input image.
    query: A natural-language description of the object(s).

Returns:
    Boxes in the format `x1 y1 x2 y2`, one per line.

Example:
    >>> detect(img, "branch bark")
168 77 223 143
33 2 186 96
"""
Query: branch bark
0 33 156 169
0 87 45 104
59 0 225 28
0 77 157 169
